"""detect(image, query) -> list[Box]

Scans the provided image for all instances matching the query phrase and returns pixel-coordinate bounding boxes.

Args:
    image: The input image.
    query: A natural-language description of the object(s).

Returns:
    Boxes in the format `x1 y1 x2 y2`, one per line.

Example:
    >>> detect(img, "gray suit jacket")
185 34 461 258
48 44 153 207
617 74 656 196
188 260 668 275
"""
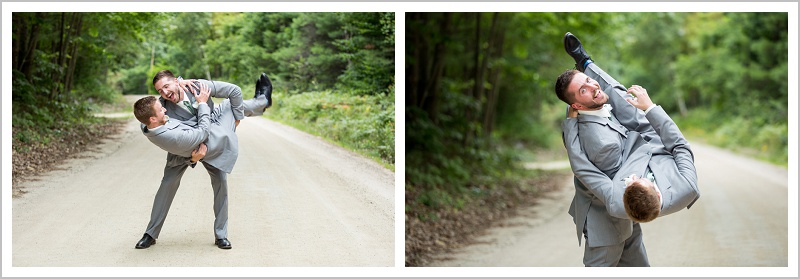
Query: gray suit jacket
612 106 700 217
158 79 244 168
142 100 239 174
562 73 649 247
563 106 700 247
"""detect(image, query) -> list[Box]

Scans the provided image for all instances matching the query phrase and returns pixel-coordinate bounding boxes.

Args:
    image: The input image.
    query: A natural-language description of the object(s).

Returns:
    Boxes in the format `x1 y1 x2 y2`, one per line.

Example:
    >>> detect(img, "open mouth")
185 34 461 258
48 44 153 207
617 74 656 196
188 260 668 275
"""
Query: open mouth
593 89 601 99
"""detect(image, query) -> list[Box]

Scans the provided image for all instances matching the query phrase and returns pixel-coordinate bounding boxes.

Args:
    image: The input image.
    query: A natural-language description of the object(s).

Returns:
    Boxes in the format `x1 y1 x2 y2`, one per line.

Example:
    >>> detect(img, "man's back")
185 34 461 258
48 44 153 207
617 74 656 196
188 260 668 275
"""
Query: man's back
143 99 240 174
611 106 700 216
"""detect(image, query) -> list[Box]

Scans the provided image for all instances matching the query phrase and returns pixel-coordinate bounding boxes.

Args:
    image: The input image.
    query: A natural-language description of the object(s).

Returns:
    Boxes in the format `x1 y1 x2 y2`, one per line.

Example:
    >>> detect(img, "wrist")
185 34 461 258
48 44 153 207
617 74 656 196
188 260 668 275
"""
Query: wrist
644 104 657 114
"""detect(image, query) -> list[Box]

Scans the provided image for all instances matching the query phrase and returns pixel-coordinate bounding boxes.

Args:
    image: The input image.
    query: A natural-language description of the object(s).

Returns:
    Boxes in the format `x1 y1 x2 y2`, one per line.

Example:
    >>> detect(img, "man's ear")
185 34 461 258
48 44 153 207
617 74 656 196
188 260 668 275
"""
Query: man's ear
570 103 583 110
149 116 158 125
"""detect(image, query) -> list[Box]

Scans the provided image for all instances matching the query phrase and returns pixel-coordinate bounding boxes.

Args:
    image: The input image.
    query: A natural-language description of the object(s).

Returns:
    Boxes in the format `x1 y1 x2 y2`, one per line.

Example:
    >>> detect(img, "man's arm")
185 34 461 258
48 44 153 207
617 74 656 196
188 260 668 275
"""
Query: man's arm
152 103 211 156
149 83 213 158
628 86 699 209
585 63 654 134
188 79 244 121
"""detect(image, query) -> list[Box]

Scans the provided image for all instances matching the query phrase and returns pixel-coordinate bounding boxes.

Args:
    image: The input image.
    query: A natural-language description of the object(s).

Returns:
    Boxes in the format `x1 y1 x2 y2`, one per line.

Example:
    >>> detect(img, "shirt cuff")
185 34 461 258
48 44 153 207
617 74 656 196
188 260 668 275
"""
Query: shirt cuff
644 104 657 115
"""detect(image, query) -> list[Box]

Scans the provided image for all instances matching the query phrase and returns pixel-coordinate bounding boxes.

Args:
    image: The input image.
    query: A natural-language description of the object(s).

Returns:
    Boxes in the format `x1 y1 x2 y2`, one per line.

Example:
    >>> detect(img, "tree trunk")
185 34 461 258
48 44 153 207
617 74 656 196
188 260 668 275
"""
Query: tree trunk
51 12 69 98
20 13 44 81
463 13 481 145
422 13 451 124
471 13 483 100
150 45 156 70
13 14 26 71
410 13 428 110
64 13 83 95
675 88 688 117
484 14 505 135
469 12 480 94
466 12 497 142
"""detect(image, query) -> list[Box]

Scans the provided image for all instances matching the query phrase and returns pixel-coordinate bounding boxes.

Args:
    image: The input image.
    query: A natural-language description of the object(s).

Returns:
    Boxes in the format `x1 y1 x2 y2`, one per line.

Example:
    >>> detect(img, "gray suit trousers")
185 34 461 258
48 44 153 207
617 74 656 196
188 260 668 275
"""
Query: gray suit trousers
583 222 649 267
144 162 228 239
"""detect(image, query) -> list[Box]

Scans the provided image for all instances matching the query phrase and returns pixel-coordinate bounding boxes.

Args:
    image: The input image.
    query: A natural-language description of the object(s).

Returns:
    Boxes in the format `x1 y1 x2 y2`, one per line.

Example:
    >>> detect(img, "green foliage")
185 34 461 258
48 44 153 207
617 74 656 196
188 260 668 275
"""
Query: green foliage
266 88 395 167
13 12 394 169
674 110 788 166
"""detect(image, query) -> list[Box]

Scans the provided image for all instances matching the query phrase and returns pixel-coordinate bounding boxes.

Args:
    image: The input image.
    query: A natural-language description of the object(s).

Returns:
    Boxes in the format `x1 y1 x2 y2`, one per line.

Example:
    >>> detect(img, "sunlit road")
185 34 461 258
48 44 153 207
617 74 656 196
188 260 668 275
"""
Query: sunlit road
11 106 394 268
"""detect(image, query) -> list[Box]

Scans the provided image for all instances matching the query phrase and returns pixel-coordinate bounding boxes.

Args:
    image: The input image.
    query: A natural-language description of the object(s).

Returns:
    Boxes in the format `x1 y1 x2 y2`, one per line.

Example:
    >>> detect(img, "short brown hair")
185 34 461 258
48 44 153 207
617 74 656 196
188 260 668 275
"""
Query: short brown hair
133 96 158 125
623 180 661 223
153 69 176 86
554 69 579 105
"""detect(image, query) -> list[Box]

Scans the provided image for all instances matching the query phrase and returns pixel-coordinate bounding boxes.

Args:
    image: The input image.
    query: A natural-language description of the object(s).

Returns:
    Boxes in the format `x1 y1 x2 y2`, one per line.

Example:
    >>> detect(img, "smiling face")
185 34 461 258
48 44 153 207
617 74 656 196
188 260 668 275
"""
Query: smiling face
154 76 182 104
566 72 608 110
150 101 168 126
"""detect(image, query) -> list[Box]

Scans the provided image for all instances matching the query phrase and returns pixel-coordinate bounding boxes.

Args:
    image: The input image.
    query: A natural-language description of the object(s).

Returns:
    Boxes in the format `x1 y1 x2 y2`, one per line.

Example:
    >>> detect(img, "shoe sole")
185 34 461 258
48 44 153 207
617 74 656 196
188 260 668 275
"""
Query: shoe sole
135 240 155 249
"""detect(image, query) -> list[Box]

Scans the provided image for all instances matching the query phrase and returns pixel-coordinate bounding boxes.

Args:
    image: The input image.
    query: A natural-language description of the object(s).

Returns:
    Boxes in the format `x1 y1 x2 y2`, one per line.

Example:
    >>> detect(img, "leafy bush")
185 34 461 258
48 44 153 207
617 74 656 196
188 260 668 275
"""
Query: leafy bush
674 109 787 166
265 89 395 168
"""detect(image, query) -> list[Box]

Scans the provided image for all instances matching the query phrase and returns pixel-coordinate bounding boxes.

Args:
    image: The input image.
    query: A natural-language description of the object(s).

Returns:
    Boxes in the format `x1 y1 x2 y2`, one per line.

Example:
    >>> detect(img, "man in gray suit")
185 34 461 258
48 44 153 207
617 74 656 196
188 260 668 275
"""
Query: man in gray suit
134 84 269 173
555 32 699 266
133 70 272 250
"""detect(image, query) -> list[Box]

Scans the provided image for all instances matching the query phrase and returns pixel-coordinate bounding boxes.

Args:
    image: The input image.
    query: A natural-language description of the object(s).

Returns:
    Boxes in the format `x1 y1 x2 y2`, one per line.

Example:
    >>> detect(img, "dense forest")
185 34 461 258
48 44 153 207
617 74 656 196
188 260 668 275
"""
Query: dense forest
406 12 787 232
12 12 395 167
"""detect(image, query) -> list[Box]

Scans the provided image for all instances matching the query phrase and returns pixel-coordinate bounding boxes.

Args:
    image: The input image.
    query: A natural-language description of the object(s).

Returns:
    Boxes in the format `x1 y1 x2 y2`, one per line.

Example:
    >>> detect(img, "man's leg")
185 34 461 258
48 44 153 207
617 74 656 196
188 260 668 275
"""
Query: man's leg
203 162 230 243
585 63 662 148
582 226 624 267
617 222 650 267
144 163 190 239
242 95 269 117
212 96 268 130
584 64 648 130
583 237 624 267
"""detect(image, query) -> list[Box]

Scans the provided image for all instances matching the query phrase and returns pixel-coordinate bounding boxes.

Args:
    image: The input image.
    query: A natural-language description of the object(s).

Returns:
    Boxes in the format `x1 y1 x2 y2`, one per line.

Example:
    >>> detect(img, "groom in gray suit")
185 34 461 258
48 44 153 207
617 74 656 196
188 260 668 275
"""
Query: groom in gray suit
133 70 272 250
555 32 700 266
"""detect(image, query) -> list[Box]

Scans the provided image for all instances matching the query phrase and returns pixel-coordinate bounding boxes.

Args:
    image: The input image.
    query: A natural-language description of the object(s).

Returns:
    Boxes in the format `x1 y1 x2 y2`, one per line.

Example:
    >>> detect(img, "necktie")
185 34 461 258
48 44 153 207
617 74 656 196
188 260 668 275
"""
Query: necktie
183 101 195 115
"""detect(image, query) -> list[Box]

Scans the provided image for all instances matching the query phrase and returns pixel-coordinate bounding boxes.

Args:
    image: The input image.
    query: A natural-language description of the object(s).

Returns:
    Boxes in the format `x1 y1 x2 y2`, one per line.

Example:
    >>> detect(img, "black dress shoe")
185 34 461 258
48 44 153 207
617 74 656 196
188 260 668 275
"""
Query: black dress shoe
215 238 232 249
257 73 273 109
564 32 592 72
135 233 156 249
254 76 263 98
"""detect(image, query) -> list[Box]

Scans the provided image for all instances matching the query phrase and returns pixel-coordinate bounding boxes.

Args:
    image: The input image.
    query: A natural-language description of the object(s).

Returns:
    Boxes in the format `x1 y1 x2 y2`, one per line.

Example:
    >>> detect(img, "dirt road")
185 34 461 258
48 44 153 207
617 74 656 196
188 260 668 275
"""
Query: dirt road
430 143 789 267
11 103 394 267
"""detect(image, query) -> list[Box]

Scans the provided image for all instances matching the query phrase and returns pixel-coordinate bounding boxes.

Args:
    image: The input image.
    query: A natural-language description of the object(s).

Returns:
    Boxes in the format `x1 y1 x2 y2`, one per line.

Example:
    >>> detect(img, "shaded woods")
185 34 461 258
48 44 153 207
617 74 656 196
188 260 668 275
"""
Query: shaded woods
12 12 396 182
405 12 788 266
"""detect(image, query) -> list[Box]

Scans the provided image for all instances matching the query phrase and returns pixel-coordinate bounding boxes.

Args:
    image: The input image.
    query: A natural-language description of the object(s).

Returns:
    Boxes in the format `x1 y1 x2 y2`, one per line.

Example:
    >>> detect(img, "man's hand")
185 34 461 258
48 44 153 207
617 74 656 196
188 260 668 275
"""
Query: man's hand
567 106 579 118
194 82 211 103
190 142 207 163
177 78 200 96
235 120 240 127
625 85 655 111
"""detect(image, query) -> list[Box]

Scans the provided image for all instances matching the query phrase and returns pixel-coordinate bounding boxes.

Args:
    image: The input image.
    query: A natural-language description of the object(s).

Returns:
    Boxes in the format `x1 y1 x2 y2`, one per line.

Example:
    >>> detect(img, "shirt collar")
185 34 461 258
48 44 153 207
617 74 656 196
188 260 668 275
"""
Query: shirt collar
146 117 172 131
577 104 613 118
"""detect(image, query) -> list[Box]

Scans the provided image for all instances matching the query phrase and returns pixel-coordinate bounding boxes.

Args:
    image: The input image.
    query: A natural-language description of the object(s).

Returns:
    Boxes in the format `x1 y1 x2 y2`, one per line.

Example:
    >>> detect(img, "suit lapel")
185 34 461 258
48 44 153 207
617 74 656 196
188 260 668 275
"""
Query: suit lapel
184 85 215 112
578 115 628 137
162 98 195 121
